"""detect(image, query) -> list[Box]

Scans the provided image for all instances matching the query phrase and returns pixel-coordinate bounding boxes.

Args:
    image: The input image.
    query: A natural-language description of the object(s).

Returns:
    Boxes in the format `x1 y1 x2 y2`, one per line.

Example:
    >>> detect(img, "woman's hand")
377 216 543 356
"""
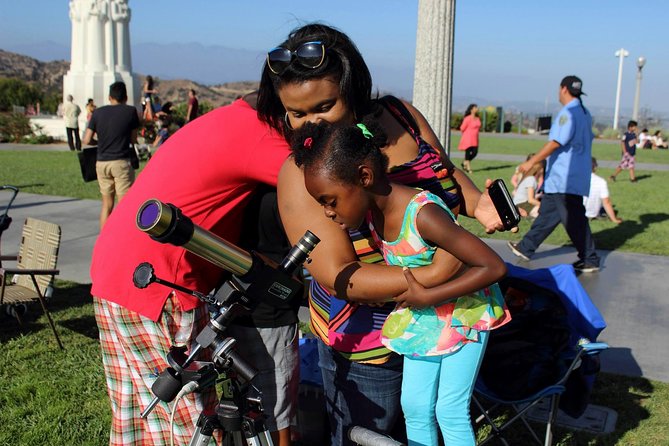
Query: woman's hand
475 179 525 233
393 267 433 309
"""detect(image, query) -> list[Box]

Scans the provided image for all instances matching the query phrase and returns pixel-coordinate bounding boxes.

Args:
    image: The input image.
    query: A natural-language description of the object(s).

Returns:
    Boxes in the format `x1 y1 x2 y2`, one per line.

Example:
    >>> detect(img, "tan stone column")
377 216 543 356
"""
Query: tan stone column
413 0 456 156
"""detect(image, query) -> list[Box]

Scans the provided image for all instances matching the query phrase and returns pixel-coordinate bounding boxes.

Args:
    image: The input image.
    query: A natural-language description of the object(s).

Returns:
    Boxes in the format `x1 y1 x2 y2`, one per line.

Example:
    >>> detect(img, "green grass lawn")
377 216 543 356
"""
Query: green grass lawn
1 142 669 444
0 285 667 446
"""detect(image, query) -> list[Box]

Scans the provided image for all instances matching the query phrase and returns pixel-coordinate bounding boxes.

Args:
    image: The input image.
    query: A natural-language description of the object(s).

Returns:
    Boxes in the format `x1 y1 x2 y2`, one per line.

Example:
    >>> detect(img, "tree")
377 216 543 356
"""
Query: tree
0 78 42 112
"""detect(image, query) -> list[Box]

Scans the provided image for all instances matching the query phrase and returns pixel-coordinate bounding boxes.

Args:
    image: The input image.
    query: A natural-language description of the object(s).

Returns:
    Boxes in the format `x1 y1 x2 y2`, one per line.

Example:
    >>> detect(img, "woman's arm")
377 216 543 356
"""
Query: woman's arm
277 159 459 302
400 100 511 232
394 204 507 308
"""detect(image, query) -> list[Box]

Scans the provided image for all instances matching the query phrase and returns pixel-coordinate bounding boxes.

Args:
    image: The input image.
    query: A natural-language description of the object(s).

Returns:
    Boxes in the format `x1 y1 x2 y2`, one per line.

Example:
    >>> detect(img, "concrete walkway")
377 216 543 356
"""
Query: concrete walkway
1 190 667 384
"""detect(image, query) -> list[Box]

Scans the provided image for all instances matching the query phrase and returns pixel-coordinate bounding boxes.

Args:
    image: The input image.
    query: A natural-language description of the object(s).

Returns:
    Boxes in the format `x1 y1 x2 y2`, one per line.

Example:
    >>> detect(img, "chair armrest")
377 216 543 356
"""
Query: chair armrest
0 267 60 276
579 342 609 355
1 255 17 261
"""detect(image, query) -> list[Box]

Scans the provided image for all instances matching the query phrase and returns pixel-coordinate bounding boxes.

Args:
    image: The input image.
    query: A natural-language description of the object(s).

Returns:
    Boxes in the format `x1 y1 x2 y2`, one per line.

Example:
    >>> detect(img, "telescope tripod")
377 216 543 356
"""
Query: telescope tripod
133 199 320 446
188 369 273 446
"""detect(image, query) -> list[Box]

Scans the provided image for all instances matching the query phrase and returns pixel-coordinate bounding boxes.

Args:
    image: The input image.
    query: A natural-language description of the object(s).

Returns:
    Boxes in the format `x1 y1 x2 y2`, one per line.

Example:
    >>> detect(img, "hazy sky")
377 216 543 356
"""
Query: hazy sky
1 0 667 117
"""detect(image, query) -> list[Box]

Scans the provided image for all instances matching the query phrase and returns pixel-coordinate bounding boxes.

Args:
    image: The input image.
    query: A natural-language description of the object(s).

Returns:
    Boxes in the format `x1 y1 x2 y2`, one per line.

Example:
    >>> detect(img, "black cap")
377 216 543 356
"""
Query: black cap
561 75 586 97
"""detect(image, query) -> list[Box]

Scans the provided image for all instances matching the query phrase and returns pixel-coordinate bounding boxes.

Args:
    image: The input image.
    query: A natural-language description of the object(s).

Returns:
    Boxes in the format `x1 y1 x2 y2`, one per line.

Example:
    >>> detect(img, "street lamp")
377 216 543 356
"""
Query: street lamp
613 48 629 130
632 56 646 122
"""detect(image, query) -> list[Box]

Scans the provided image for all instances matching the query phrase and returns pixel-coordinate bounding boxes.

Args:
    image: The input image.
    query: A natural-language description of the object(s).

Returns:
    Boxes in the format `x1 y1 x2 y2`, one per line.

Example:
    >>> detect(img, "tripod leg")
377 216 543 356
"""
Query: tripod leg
188 413 218 446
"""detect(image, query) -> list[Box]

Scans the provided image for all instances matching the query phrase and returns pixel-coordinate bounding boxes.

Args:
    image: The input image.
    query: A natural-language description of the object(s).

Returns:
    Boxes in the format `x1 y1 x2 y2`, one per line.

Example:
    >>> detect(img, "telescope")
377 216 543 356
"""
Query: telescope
136 198 319 306
134 199 320 422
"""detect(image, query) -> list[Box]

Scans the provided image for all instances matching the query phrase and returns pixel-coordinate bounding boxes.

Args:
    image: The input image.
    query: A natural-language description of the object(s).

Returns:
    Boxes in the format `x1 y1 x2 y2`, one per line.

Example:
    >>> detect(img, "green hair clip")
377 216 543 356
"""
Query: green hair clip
356 123 373 139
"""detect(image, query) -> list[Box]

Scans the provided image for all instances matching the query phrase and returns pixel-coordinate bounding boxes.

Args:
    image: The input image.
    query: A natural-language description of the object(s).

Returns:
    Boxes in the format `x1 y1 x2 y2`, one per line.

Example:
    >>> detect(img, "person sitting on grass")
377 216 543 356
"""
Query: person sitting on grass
584 157 622 224
512 161 545 219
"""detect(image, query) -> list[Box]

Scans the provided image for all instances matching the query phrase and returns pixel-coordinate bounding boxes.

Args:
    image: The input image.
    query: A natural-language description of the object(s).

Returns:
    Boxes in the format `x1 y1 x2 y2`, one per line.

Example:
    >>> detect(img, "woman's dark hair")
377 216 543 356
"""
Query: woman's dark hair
257 23 374 139
290 115 388 185
465 103 477 116
146 75 154 90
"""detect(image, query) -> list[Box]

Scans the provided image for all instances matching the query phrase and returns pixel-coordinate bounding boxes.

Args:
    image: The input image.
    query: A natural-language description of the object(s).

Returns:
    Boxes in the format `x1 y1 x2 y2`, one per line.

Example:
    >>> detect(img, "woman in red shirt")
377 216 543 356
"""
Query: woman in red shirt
458 103 481 173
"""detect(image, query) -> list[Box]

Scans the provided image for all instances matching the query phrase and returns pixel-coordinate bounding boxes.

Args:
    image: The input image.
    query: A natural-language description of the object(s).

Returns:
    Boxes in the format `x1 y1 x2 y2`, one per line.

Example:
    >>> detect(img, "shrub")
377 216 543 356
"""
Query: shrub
22 133 54 144
601 127 620 140
0 112 32 142
0 78 42 112
451 113 464 130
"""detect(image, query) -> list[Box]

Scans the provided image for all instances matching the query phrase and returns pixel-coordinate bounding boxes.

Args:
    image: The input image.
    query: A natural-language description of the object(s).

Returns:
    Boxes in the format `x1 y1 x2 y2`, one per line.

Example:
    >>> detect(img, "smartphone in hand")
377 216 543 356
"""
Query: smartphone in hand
488 179 521 231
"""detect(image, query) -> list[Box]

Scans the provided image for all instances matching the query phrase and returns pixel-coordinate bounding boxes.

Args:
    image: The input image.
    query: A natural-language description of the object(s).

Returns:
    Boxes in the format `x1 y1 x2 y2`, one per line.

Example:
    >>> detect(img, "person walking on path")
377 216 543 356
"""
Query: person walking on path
507 75 600 273
458 103 481 173
82 81 140 228
63 95 82 151
610 120 638 183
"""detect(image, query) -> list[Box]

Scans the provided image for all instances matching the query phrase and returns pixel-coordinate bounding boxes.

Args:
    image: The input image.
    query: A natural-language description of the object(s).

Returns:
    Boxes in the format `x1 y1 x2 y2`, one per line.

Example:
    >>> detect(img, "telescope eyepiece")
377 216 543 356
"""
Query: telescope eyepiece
279 230 320 276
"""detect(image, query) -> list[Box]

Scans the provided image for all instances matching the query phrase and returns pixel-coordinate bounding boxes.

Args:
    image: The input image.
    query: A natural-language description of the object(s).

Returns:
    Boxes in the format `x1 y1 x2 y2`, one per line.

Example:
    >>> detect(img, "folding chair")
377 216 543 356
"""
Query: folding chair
0 217 63 349
0 185 20 268
473 263 608 446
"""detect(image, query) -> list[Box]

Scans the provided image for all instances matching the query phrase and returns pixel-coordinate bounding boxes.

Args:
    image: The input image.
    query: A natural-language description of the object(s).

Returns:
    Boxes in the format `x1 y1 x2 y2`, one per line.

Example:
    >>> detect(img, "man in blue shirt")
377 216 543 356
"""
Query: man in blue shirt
508 75 600 272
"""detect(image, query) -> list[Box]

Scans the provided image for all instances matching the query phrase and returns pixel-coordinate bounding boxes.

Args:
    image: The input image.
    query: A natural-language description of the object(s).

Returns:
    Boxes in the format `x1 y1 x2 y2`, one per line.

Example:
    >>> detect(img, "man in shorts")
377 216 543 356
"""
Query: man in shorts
83 81 140 228
609 120 638 183
89 93 298 446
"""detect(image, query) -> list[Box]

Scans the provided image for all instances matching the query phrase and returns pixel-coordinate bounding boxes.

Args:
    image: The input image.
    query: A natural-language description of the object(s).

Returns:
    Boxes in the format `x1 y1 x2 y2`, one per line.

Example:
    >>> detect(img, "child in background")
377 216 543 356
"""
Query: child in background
610 120 638 183
290 118 510 446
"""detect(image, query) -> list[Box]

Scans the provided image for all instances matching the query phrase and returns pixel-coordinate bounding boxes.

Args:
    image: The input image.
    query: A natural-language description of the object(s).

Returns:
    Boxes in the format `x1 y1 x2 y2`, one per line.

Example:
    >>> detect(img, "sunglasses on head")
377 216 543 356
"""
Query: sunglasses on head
266 41 326 75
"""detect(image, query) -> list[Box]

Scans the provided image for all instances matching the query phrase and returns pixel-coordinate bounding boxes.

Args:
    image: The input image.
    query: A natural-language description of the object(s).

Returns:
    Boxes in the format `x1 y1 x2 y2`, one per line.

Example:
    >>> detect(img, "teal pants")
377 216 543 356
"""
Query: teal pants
401 331 489 446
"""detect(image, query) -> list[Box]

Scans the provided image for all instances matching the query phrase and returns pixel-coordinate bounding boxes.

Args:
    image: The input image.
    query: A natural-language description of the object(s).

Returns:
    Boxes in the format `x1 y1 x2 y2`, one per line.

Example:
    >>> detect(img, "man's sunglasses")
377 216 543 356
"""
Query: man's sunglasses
266 41 326 75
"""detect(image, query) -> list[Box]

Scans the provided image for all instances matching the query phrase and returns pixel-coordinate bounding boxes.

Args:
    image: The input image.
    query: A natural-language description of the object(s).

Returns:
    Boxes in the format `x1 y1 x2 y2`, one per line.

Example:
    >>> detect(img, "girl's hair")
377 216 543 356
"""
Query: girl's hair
520 159 546 182
464 103 477 116
146 75 154 89
257 23 375 139
290 115 388 185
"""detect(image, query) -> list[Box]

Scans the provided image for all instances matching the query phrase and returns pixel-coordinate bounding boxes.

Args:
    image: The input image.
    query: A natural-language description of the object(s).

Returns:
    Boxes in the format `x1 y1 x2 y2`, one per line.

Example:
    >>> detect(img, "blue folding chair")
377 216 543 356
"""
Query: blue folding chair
473 263 608 446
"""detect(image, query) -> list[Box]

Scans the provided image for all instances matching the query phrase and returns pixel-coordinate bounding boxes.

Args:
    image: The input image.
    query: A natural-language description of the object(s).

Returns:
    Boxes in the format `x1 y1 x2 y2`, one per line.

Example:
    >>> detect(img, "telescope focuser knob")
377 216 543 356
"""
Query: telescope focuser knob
133 262 156 289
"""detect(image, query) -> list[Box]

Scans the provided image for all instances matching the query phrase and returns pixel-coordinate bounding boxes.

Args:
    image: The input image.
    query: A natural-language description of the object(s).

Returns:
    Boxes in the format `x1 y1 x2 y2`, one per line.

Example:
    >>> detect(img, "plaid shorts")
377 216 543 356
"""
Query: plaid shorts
94 294 222 446
618 152 635 170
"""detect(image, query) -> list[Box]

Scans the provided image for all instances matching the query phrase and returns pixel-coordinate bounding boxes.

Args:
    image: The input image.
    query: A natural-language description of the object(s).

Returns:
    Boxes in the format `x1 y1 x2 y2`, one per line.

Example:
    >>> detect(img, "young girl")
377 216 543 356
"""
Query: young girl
291 118 511 446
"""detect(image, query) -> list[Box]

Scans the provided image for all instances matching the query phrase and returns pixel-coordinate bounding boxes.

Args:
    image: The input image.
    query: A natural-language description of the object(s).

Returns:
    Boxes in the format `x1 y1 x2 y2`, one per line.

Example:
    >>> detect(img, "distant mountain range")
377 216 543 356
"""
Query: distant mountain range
2 42 665 126
0 48 258 108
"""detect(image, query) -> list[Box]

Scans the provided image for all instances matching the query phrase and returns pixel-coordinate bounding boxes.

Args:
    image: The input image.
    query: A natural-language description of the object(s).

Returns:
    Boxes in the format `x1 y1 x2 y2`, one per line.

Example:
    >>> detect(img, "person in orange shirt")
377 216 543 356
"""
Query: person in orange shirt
458 104 481 173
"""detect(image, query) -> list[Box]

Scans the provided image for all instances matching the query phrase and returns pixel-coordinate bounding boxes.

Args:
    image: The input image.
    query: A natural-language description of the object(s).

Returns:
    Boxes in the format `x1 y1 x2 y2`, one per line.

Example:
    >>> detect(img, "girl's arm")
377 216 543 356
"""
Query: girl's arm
277 159 459 302
526 186 540 206
394 203 507 308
